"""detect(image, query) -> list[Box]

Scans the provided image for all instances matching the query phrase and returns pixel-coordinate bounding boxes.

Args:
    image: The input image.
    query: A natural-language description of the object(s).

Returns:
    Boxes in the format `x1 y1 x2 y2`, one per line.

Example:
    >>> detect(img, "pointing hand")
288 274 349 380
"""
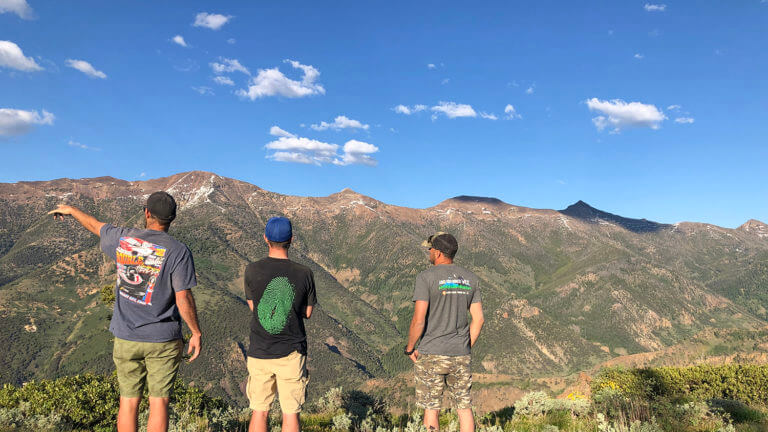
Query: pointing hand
48 205 75 220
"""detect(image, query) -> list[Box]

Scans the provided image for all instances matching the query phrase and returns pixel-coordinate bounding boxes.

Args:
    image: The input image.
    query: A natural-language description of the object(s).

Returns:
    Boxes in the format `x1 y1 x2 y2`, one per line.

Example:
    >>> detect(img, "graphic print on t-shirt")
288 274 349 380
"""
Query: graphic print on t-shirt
116 237 167 305
257 276 296 334
438 275 472 296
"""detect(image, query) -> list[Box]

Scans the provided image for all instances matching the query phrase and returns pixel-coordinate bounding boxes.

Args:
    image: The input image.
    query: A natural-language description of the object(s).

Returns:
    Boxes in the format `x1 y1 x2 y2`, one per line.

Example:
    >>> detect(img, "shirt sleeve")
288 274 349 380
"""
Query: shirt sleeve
244 264 255 301
413 273 430 302
99 224 125 261
305 269 317 306
471 277 482 304
170 247 197 292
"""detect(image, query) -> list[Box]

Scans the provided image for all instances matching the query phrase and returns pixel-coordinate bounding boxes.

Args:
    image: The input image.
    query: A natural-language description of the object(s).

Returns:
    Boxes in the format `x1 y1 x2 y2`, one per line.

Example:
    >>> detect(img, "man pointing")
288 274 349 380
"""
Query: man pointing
50 191 201 432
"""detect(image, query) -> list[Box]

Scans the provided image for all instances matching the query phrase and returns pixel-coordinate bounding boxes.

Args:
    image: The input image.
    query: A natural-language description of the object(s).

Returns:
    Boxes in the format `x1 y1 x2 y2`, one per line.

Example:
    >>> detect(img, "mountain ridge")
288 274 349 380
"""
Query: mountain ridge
2 171 767 407
0 171 756 229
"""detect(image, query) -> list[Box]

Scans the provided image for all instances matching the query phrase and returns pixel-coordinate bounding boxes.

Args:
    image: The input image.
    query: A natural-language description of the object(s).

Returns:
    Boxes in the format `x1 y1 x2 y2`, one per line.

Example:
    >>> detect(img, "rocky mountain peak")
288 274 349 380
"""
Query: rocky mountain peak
739 219 768 238
560 200 669 234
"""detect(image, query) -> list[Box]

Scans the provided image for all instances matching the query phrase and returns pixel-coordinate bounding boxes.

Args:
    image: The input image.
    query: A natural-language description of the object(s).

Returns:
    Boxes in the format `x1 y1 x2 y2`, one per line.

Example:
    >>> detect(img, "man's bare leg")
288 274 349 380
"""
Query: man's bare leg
249 410 269 432
147 397 170 432
457 408 474 432
117 396 141 432
424 409 440 430
282 413 300 432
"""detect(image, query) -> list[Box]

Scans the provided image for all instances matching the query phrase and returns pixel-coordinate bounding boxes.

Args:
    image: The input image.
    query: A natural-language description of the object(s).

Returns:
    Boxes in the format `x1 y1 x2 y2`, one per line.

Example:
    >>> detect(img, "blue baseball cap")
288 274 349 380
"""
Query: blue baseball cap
265 217 292 242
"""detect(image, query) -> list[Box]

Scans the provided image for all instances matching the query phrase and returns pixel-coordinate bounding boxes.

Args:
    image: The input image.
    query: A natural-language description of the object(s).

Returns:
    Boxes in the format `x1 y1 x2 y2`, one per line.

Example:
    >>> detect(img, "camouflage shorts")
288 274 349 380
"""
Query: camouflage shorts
414 354 472 410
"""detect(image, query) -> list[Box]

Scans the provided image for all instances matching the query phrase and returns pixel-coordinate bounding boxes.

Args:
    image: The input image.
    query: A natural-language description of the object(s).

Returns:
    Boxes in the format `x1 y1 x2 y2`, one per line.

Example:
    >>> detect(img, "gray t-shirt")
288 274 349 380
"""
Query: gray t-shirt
100 224 197 342
413 264 482 356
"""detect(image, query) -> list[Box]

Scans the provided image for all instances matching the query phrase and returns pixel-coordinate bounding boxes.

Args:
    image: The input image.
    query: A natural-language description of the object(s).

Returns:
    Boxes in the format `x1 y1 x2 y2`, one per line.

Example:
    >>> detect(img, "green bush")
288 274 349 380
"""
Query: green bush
0 373 232 432
592 364 768 405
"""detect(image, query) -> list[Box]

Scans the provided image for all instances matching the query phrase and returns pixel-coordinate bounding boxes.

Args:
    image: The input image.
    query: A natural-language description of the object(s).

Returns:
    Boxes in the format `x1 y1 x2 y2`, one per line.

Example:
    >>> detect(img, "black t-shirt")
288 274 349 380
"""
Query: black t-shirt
244 257 317 359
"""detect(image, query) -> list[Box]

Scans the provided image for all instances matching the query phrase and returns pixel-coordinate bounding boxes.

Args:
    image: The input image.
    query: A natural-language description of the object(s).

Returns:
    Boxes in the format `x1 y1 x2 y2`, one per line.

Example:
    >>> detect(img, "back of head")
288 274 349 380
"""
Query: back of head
265 216 292 250
425 232 458 259
146 191 177 227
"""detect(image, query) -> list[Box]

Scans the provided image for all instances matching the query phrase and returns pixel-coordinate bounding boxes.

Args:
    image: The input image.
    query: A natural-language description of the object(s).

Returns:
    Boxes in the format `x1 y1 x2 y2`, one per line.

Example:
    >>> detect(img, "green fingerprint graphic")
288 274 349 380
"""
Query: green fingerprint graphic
257 276 296 334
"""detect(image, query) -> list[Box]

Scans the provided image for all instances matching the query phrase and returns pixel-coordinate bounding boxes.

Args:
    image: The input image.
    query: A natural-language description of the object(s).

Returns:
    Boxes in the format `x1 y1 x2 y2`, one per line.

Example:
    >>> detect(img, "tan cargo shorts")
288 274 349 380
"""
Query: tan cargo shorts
414 354 472 410
246 351 309 414
112 337 182 398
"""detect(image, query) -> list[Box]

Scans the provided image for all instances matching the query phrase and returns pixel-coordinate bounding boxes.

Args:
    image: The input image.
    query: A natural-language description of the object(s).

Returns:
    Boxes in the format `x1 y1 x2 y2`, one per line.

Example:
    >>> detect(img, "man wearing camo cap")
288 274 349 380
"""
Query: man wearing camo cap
405 232 485 432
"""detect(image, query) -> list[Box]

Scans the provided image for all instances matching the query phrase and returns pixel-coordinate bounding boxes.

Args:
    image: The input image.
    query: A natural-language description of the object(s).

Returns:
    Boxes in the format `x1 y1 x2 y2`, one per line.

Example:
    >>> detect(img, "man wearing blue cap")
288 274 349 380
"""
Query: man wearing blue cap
243 216 317 432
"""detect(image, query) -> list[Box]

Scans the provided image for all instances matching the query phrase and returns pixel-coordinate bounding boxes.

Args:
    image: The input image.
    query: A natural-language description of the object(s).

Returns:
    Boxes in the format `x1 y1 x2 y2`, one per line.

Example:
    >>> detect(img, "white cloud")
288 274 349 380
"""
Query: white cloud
66 59 107 79
191 86 214 95
237 59 325 99
675 117 695 124
139 172 146 177
266 136 338 165
0 40 42 71
311 115 369 131
172 35 188 47
265 128 378 166
634 53 644 59
431 101 477 119
441 78 450 85
0 108 54 136
210 58 250 75
68 140 99 151
334 140 379 166
227 38 236 45
270 126 296 138
667 104 681 111
270 151 316 164
393 104 427 115
526 86 535 94
644 3 667 11
504 104 522 119
193 12 232 30
427 63 436 69
586 98 666 132
0 0 33 19
213 76 234 86
479 112 498 120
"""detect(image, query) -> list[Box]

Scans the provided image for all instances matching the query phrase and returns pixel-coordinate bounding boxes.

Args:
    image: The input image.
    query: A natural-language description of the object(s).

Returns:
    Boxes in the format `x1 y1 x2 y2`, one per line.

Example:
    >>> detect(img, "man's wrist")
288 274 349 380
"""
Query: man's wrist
404 346 415 356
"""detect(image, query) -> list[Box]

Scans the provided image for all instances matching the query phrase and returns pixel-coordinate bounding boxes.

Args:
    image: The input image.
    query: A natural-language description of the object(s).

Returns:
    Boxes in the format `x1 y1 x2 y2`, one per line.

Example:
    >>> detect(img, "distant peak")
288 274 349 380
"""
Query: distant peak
560 200 669 233
447 195 506 205
739 219 768 232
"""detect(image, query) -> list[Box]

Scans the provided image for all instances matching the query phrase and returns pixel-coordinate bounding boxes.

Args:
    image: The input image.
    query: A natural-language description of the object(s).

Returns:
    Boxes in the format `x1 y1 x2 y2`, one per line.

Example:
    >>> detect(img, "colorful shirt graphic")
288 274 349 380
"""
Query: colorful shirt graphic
439 277 473 291
116 237 167 305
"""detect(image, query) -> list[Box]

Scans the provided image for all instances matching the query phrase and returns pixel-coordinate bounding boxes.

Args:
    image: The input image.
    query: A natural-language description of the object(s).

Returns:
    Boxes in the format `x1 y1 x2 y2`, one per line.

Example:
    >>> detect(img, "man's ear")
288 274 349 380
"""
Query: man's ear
263 233 269 244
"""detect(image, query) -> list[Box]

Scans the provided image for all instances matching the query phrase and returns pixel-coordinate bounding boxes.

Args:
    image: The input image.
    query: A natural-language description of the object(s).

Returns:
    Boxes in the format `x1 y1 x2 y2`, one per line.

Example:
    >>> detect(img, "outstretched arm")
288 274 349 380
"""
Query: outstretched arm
48 205 105 236
406 300 428 362
469 302 484 347
176 289 202 362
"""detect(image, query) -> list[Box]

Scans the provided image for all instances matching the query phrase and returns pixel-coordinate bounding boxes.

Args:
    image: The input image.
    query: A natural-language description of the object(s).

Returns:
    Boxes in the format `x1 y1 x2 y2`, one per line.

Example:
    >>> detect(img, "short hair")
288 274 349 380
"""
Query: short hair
267 239 291 250
147 212 171 229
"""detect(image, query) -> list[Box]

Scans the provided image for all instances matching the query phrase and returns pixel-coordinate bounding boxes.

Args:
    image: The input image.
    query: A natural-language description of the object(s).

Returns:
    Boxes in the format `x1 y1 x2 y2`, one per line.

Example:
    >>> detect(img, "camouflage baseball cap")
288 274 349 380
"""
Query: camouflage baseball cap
422 232 458 257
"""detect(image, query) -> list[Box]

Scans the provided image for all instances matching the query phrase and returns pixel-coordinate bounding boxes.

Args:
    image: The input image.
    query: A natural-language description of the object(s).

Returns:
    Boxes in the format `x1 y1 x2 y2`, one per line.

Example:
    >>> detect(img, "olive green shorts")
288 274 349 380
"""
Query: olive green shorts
113 337 183 398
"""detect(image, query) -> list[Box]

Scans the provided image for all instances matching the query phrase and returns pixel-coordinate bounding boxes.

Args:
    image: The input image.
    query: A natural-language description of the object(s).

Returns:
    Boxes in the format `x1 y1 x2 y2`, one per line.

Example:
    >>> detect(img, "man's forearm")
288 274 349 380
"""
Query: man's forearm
469 320 483 347
177 291 202 335
406 319 425 350
67 206 105 236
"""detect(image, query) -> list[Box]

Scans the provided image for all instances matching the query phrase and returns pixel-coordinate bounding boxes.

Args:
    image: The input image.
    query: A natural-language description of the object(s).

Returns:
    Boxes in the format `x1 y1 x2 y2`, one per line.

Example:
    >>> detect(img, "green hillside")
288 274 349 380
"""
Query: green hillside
1 172 767 406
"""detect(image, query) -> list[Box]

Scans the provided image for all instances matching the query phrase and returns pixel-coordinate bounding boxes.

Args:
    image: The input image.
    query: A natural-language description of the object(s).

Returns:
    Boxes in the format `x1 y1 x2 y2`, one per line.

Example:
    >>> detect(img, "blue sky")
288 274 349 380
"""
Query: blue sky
1 1 766 227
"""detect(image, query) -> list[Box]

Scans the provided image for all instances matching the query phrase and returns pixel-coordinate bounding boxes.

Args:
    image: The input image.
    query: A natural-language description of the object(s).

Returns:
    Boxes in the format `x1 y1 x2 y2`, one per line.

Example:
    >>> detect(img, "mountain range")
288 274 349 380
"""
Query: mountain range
1 171 767 407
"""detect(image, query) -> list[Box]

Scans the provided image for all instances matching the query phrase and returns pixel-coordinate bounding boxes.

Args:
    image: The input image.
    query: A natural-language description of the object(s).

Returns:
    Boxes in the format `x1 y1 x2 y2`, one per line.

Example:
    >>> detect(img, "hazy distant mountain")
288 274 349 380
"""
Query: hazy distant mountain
1 171 767 405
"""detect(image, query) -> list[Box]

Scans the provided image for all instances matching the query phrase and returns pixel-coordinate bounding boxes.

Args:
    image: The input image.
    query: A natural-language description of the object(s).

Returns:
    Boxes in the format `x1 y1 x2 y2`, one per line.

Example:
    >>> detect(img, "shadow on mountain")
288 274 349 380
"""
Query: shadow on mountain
560 200 670 233
325 343 373 378
449 195 506 205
